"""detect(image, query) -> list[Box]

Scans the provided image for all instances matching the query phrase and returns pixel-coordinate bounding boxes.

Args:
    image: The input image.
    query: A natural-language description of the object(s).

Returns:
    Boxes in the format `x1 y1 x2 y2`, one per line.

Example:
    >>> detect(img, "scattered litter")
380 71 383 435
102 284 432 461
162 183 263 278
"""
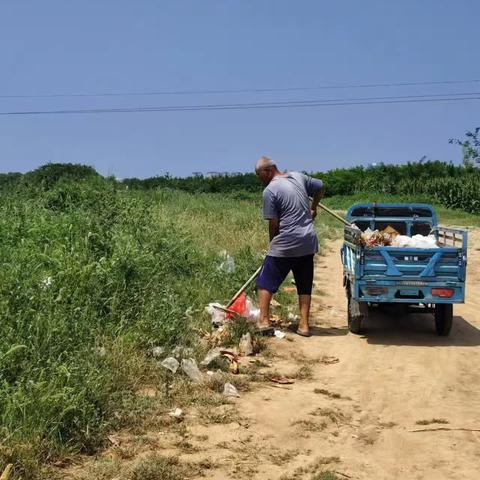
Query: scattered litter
245 296 260 322
201 347 222 366
172 346 194 359
206 294 261 327
270 377 295 385
239 332 254 356
221 350 240 374
168 408 184 420
229 291 248 317
274 330 286 339
161 357 180 373
217 253 236 273
206 371 214 376
247 307 260 322
271 299 281 307
283 286 297 293
229 360 239 374
107 435 120 446
288 312 300 322
205 303 228 327
271 314 281 324
181 358 203 383
151 346 165 358
223 382 240 397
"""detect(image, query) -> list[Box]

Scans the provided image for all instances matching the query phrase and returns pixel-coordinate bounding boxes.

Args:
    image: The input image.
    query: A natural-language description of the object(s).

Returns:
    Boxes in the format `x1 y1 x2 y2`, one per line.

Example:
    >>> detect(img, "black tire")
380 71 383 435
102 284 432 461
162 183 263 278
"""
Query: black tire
434 304 453 336
347 293 363 334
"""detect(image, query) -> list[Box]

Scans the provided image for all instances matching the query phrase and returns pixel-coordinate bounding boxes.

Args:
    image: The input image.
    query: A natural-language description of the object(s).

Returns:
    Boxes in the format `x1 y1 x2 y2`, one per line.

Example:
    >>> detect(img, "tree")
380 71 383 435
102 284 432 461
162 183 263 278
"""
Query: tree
449 127 480 168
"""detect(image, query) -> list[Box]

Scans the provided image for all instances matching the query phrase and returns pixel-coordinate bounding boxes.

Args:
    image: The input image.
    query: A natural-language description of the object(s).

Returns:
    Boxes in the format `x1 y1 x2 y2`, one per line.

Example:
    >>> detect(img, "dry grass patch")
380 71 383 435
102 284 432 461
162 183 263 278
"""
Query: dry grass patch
309 407 348 425
291 419 327 432
279 456 341 480
415 418 449 425
313 388 351 400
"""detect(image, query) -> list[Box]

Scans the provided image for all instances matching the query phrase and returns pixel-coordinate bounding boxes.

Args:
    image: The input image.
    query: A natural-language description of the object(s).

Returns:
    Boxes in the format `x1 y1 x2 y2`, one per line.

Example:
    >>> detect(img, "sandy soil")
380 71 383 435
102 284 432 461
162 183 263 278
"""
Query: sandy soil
180 230 480 480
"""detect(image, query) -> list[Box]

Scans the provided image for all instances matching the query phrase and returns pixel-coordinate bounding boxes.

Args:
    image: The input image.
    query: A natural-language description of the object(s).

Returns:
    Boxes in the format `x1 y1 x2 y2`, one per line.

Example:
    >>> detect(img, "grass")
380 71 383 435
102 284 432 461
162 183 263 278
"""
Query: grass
75 454 194 480
279 456 341 480
415 418 449 425
309 408 347 425
292 364 314 380
313 388 351 400
291 419 327 432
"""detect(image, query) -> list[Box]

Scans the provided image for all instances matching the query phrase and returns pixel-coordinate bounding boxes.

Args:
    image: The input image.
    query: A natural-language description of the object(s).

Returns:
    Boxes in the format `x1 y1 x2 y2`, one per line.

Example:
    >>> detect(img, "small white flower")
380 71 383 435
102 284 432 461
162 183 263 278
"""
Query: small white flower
41 276 53 289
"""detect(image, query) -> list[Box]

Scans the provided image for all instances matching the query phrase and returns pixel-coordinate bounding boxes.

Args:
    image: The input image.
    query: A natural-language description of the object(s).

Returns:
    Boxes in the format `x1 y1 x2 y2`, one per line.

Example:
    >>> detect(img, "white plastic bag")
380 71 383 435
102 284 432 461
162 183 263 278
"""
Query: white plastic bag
205 303 228 326
223 382 240 397
411 234 439 248
217 254 235 273
151 346 165 358
201 347 222 366
161 357 180 373
181 358 203 383
245 296 260 322
239 333 254 356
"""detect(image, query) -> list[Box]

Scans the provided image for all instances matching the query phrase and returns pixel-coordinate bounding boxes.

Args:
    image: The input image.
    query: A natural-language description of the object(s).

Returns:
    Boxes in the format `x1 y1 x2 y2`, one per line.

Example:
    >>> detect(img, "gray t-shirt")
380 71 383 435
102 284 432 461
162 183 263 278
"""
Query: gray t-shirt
263 172 324 257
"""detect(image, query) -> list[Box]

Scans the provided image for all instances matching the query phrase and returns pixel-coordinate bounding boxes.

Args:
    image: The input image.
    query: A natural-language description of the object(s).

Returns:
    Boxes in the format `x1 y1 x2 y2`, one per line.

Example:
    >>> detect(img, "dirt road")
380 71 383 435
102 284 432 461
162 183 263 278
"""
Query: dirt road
184 232 480 480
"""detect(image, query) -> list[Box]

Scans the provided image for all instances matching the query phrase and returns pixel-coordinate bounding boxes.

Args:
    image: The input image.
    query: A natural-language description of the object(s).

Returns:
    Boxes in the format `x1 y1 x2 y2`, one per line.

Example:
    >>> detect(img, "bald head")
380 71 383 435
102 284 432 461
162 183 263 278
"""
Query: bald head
255 156 280 186
255 156 276 173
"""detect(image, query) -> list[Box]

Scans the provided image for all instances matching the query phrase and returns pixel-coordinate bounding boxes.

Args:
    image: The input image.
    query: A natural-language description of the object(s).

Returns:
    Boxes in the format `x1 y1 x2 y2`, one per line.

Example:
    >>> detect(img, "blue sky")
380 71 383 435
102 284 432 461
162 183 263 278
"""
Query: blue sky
0 1 478 178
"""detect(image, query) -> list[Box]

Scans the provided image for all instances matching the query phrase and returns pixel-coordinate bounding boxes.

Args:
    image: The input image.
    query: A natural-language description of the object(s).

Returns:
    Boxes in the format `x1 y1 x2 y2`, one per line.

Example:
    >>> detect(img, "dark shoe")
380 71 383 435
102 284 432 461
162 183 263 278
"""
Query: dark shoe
256 325 275 336
296 329 312 337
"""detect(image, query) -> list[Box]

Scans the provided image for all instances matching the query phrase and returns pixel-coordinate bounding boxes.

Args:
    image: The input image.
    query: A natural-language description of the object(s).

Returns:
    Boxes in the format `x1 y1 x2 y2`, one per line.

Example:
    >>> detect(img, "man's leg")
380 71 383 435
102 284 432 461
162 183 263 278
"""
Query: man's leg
256 256 290 329
298 294 312 334
292 255 315 335
257 288 273 329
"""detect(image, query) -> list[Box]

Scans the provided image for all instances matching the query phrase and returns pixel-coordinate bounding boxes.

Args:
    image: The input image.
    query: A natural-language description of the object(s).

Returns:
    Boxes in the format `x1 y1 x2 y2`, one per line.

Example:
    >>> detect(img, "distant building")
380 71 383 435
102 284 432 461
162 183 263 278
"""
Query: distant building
193 171 244 178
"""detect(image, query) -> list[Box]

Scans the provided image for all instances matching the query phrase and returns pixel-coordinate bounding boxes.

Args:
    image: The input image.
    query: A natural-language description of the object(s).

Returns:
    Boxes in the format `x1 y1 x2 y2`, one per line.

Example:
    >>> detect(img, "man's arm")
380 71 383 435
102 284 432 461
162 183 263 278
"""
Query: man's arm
304 176 324 220
269 218 280 241
310 188 324 219
263 189 280 241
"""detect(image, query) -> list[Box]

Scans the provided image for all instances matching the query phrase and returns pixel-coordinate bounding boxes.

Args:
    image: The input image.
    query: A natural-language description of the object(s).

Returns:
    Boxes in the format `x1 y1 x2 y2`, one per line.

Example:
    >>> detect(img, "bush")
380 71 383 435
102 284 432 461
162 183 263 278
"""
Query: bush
22 163 99 190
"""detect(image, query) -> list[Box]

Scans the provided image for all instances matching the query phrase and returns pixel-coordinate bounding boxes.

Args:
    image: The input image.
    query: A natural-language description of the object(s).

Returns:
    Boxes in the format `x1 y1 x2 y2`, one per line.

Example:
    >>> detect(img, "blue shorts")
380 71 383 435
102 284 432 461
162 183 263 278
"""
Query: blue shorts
256 254 314 295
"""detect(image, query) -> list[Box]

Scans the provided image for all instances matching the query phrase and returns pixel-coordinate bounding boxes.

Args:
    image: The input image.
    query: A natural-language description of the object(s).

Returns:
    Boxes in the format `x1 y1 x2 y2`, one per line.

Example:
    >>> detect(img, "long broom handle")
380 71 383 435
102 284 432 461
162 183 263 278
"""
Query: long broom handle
318 202 352 226
0 464 13 480
227 265 263 308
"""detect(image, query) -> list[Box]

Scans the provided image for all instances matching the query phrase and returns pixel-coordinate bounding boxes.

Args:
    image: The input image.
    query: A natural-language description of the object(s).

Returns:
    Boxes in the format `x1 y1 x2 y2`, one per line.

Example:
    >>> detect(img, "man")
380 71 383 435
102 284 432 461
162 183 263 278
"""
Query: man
255 156 324 337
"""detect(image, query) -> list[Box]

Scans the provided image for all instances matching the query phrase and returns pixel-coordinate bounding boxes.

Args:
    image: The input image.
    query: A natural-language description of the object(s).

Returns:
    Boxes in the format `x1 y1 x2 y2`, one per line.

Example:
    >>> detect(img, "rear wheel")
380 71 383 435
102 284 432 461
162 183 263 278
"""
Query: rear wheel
347 289 366 334
434 304 453 336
